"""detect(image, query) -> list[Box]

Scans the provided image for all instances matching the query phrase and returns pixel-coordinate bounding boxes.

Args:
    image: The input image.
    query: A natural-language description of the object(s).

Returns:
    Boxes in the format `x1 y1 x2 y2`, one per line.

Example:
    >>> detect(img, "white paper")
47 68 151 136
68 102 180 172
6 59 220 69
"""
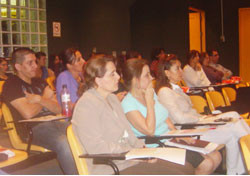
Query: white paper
126 147 186 165
0 149 15 158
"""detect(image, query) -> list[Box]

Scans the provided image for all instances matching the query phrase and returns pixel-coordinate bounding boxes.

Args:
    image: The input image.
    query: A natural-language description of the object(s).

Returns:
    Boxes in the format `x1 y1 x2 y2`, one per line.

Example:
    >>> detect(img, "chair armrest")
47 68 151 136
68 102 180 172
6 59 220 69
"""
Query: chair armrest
80 152 128 175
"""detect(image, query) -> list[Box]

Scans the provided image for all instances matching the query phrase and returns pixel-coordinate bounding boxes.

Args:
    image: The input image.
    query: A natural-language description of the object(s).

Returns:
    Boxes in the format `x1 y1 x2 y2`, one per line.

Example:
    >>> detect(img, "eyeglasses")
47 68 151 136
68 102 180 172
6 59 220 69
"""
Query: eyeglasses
213 54 219 56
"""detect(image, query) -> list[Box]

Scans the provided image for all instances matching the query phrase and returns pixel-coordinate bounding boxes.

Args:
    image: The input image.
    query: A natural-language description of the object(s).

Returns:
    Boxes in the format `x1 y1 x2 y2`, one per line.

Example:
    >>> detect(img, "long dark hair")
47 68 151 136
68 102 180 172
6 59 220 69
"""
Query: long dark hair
62 47 80 69
186 50 200 65
155 54 179 93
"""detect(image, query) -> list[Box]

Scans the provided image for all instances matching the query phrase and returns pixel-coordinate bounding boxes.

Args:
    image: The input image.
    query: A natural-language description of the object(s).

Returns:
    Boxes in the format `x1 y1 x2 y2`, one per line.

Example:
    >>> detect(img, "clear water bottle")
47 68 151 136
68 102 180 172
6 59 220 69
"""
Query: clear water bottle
61 84 72 117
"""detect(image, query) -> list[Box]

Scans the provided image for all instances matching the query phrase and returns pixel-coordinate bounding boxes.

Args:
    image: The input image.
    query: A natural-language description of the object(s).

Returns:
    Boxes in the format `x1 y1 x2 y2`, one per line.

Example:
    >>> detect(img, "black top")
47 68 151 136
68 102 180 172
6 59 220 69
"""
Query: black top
2 75 55 141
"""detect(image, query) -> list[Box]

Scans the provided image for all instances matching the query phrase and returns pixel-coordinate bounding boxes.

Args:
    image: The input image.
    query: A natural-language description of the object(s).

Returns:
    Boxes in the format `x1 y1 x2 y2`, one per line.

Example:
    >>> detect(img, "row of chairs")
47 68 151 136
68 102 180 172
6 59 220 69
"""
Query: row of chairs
0 79 55 173
1 79 250 174
189 90 250 174
189 88 250 123
67 81 250 174
2 99 250 175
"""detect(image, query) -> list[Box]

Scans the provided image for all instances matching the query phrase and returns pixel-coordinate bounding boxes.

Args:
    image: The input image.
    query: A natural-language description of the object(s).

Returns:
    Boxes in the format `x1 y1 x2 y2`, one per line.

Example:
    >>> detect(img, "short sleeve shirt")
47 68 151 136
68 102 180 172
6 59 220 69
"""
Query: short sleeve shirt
2 75 54 140
56 70 79 104
121 92 170 147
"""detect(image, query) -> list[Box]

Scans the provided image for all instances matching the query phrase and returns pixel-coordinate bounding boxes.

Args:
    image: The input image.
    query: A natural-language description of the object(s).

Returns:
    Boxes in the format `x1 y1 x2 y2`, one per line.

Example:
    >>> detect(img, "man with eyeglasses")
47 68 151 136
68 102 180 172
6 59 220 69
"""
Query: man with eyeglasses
208 49 233 80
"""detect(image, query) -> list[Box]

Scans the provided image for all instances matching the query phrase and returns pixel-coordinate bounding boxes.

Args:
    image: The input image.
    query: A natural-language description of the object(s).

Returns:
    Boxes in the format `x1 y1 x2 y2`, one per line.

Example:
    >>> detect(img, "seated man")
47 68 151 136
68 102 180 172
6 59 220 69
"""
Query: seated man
208 49 233 80
2 48 77 174
35 51 55 80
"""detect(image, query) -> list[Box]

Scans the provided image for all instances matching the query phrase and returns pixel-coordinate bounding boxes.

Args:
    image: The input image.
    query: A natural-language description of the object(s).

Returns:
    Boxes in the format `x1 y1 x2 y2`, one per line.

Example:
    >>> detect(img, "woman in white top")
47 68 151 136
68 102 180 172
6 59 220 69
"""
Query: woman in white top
182 50 211 87
156 54 250 175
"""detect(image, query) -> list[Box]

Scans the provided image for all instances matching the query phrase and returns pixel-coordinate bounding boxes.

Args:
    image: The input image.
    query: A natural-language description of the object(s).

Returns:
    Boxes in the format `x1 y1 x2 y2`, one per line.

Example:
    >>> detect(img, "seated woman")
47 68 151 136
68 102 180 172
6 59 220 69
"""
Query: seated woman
200 52 224 84
121 58 221 175
156 54 250 174
71 56 194 175
150 48 166 77
0 57 10 81
182 50 211 87
49 54 64 77
56 48 85 107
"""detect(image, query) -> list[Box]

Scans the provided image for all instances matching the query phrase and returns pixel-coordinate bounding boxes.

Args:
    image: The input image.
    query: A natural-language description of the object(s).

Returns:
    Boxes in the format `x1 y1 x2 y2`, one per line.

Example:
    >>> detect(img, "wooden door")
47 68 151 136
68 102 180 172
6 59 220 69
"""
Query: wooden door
189 8 206 53
239 8 250 81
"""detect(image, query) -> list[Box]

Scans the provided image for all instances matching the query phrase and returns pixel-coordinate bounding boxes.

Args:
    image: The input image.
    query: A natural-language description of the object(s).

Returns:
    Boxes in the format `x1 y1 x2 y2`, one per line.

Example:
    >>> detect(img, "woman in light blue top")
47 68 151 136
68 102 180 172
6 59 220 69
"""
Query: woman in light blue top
122 92 169 138
121 58 221 175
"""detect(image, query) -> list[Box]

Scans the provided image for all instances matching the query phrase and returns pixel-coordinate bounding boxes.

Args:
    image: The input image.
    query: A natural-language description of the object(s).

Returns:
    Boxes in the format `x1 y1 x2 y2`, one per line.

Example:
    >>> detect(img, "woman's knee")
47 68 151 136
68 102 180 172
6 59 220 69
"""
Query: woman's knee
195 156 214 174
209 151 222 169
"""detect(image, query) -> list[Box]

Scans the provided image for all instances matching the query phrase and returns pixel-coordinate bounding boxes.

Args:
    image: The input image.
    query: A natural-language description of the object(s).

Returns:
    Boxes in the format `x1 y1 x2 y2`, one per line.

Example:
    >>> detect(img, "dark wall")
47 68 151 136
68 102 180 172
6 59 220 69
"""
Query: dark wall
46 0 79 56
204 0 239 75
78 0 135 59
46 0 250 75
47 0 135 59
130 0 164 60
203 0 250 75
130 0 190 63
131 0 250 74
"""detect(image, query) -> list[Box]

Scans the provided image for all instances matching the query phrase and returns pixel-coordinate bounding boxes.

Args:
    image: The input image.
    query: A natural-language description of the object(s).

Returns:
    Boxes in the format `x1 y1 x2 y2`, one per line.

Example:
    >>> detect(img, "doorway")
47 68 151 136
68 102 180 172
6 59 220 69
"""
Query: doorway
239 8 250 81
189 7 206 52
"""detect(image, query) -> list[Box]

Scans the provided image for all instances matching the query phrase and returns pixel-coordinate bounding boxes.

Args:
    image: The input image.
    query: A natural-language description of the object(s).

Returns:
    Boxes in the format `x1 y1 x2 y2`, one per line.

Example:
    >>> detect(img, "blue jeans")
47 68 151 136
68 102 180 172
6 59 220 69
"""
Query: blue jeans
32 121 77 175
0 169 7 175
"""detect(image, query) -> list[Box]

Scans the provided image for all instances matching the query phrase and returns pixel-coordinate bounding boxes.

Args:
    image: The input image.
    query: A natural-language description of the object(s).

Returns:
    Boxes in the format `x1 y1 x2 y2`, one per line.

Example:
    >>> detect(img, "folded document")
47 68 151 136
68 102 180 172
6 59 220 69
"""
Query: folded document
165 139 218 154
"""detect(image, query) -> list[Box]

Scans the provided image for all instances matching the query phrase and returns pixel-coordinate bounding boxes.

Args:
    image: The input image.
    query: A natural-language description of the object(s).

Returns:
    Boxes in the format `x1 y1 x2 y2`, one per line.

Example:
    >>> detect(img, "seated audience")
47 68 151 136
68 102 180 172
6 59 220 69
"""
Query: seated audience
0 57 10 81
121 58 221 175
200 52 224 84
48 54 64 77
56 48 85 106
150 47 166 77
2 48 77 174
156 54 250 174
182 50 211 87
208 49 233 80
126 51 142 60
72 56 195 175
35 51 55 79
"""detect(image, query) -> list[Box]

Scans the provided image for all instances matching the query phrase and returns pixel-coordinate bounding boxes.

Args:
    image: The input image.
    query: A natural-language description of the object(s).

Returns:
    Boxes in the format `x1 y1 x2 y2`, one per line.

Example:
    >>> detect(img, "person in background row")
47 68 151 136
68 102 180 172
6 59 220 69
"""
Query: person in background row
200 52 224 84
182 50 211 87
56 48 85 107
126 51 142 60
72 56 195 175
156 55 250 174
2 47 77 174
48 54 64 77
0 57 10 81
150 47 166 77
35 52 55 80
121 58 221 175
208 49 233 80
